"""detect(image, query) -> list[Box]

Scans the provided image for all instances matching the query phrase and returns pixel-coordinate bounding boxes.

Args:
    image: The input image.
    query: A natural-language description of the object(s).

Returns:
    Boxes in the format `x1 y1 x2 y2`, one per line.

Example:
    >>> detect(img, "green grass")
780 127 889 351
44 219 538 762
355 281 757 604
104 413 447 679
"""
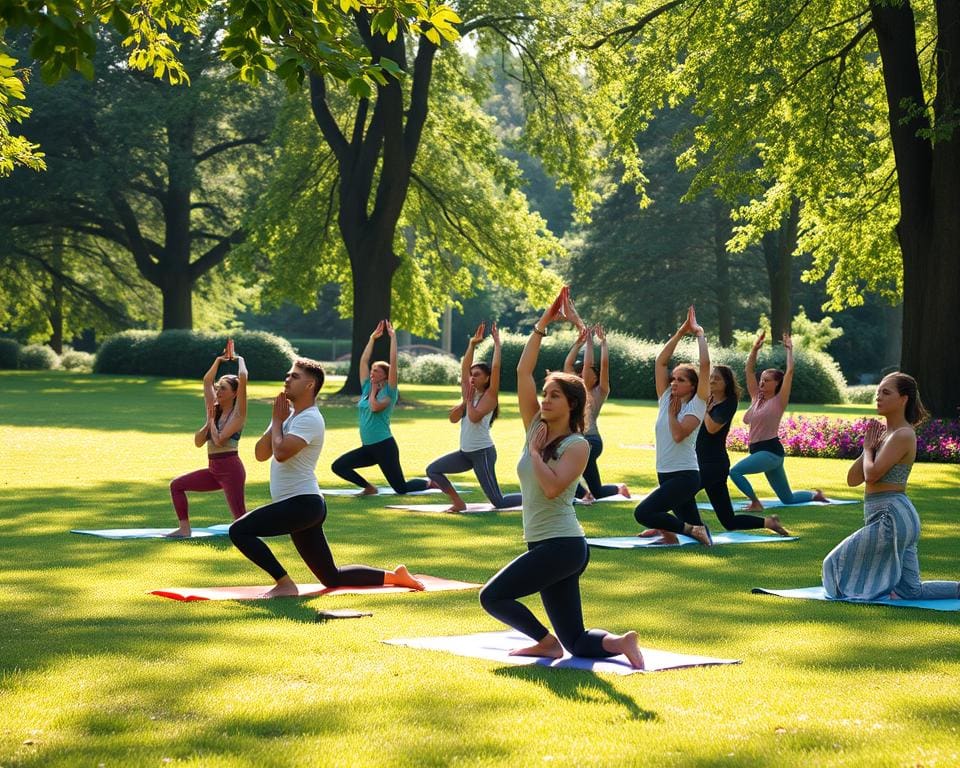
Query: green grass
2 370 959 767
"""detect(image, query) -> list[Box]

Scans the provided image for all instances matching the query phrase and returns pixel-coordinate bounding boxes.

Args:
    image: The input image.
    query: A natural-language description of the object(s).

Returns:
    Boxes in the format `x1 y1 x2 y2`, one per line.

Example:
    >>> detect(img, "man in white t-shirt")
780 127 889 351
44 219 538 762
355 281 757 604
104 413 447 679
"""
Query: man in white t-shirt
228 358 424 597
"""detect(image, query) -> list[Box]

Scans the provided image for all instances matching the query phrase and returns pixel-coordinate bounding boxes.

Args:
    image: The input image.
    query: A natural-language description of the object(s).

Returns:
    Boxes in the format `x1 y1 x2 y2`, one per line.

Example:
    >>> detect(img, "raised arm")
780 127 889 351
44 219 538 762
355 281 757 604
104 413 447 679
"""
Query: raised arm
563 327 588 374
195 400 214 447
209 356 248 446
201 353 224 411
461 322 484 401
467 323 501 423
691 309 710 402
656 307 695 398
595 325 610 398
777 333 795 407
517 288 566 429
385 320 399 390
359 321 384 383
745 331 765 400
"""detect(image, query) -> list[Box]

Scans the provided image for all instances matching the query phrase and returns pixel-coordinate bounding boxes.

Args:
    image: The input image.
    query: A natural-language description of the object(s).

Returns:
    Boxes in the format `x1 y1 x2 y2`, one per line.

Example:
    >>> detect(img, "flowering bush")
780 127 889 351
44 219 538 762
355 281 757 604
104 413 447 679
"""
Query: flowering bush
727 415 960 463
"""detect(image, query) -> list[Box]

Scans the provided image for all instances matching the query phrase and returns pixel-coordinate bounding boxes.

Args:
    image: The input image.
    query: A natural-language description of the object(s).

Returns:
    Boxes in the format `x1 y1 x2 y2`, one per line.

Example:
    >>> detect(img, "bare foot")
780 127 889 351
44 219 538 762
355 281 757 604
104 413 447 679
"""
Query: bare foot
262 576 300 598
444 492 467 513
742 500 765 512
686 524 713 547
650 531 680 546
508 634 564 659
164 525 191 538
602 631 645 669
357 485 379 496
638 528 663 538
387 564 424 591
765 514 790 537
618 483 631 499
812 489 828 503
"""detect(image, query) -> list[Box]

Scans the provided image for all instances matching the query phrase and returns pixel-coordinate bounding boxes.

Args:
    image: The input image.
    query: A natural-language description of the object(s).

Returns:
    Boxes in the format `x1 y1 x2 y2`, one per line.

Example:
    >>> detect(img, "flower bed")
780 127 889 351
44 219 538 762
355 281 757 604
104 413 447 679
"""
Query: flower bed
727 415 960 463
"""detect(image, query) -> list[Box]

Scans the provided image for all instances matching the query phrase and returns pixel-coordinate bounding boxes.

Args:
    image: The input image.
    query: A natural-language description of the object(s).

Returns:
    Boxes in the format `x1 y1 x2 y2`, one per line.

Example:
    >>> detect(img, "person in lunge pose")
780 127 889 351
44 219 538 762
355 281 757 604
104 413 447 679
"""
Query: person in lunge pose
331 320 429 495
229 358 423 597
426 322 522 512
634 307 713 546
167 345 248 537
479 286 644 668
695 365 790 536
822 373 959 601
728 331 827 510
563 324 630 502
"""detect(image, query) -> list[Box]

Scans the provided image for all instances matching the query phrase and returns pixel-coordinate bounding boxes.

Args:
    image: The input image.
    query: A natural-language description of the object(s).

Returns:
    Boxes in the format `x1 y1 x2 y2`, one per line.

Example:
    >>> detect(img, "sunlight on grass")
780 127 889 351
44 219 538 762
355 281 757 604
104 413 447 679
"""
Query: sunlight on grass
1 371 958 766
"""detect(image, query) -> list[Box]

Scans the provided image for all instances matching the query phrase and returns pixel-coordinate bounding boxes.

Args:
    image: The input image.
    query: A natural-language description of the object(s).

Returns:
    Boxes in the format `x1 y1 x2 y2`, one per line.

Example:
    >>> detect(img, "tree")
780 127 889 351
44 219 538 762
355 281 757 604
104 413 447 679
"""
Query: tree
1 26 279 329
583 0 959 415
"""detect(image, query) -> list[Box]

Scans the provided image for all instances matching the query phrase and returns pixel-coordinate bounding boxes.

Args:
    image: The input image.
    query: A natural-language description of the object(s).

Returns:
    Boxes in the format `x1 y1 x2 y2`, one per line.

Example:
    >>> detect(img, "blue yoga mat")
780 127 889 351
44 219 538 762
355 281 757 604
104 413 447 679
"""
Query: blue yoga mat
71 523 232 540
697 498 859 511
587 531 797 549
752 586 960 612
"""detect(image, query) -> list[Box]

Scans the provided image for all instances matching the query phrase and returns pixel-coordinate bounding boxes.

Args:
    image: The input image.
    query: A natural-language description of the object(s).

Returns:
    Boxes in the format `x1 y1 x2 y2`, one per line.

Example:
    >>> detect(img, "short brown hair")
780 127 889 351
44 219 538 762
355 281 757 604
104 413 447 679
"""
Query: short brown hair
294 357 325 398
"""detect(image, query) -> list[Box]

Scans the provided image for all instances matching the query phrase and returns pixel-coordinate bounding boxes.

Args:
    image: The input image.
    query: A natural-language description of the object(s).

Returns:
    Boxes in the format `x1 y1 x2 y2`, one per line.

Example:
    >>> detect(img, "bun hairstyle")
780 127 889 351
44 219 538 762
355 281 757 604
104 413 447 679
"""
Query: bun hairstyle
885 372 929 426
713 365 741 401
762 368 785 394
539 372 586 462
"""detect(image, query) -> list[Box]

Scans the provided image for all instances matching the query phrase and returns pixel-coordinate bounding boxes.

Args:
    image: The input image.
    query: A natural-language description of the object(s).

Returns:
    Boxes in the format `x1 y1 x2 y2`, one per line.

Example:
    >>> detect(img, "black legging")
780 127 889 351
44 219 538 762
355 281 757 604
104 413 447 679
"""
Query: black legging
229 494 385 586
574 433 620 499
479 536 614 658
698 461 765 531
331 436 429 493
633 469 702 533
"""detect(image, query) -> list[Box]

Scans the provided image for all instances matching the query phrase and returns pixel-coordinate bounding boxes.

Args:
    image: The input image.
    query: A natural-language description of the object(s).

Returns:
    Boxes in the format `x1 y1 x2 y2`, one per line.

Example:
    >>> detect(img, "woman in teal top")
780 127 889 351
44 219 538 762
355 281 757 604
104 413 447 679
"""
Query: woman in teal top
331 320 430 495
479 287 644 668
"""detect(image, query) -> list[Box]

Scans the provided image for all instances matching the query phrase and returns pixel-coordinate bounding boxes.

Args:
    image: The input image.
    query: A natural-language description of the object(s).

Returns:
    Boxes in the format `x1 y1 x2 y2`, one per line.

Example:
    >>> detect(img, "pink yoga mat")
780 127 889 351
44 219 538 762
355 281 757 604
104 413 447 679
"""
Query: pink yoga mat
150 574 481 602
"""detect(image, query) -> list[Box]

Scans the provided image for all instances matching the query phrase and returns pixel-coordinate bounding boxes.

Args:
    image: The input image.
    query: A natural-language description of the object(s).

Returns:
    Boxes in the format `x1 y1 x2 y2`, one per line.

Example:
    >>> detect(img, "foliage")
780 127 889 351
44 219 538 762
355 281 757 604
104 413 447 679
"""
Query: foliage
17 343 58 369
404 353 460 385
732 307 843 353
0 337 19 368
94 330 294 381
728 415 960 464
288 338 352 361
846 385 877 405
59 349 95 372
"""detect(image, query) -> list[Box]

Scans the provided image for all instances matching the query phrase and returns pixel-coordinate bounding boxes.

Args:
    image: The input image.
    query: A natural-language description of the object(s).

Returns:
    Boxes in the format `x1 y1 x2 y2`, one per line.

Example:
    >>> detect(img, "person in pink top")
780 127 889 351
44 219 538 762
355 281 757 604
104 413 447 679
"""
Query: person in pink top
728 331 827 511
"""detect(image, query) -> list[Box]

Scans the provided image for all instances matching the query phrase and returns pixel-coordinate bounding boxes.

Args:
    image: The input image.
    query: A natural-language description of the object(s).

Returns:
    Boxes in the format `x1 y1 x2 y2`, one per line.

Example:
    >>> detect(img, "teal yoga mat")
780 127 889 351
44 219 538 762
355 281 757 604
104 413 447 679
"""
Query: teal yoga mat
697 498 859 511
71 523 232 540
752 586 960 612
587 531 797 549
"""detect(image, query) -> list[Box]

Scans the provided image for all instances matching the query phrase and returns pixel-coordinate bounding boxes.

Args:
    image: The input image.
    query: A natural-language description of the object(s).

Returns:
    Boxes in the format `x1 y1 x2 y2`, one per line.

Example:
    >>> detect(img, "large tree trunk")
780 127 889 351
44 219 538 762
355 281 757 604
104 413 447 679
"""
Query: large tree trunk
873 0 959 417
49 231 64 354
711 198 733 346
761 197 800 341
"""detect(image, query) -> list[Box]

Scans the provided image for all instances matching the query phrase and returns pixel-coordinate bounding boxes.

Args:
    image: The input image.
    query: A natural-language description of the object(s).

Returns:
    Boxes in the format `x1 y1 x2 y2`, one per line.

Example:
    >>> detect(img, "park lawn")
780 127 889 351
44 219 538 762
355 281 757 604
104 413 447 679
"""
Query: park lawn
1 370 958 768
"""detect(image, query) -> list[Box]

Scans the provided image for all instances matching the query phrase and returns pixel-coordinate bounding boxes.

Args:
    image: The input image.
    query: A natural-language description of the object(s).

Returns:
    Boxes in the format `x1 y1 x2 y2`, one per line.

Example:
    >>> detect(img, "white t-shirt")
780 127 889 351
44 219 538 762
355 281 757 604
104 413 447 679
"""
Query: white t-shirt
654 389 706 473
460 393 494 452
269 405 325 502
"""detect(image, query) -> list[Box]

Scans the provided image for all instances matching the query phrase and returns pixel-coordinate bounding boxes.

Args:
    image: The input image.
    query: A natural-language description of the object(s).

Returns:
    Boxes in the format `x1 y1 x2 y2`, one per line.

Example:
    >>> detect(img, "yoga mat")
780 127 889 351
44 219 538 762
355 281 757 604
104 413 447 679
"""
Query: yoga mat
587 531 796 549
574 492 634 504
385 502 522 514
318 487 465 497
752 586 960 612
71 525 231 539
150 574 482 602
384 631 741 675
697 498 859 511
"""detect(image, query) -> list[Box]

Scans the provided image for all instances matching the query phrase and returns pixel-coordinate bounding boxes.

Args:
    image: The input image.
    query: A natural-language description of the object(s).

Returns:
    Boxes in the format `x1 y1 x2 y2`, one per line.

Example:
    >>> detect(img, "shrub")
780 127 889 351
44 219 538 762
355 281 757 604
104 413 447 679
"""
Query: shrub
0 339 19 369
727 415 960 463
288 338 350 360
405 354 460 385
477 330 846 403
324 360 351 376
60 350 95 372
846 385 876 405
94 330 295 381
19 344 59 370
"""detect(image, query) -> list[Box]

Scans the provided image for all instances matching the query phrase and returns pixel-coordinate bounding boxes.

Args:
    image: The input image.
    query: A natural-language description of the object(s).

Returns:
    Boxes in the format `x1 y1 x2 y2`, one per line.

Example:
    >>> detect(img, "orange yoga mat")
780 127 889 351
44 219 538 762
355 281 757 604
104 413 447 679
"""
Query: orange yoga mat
150 574 481 602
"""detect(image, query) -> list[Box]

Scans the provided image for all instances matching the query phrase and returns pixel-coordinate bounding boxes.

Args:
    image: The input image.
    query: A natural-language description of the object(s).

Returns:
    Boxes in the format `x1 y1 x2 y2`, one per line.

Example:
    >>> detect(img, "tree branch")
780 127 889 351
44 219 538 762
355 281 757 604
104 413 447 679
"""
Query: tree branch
585 0 689 50
309 72 350 163
194 135 268 163
187 228 246 281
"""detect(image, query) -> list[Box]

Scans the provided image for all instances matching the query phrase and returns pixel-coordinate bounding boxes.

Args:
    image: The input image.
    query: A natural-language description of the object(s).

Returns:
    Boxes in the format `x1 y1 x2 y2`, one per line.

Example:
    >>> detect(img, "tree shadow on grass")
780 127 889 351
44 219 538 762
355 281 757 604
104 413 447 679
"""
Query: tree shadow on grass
492 665 656 721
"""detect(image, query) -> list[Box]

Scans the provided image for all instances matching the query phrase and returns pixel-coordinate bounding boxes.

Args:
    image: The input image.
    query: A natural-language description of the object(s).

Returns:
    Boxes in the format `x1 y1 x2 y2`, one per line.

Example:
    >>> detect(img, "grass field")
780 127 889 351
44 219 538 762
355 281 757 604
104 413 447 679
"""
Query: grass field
1 370 959 767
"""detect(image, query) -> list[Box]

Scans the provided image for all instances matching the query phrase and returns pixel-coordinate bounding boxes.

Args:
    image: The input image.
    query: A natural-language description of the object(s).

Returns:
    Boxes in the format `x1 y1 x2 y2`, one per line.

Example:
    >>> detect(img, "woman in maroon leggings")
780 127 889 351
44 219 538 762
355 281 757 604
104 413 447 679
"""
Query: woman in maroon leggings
167 345 248 537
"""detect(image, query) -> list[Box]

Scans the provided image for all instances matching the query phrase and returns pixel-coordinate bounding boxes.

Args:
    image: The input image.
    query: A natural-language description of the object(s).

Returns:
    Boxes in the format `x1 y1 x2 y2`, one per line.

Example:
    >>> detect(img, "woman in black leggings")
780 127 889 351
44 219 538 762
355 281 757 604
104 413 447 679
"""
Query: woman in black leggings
331 320 429 495
696 365 790 535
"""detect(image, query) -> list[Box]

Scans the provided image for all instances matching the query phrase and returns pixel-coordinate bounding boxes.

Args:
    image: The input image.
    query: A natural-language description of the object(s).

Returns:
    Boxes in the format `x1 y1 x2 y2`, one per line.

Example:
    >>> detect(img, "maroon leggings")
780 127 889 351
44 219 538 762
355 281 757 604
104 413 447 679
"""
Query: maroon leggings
170 452 246 522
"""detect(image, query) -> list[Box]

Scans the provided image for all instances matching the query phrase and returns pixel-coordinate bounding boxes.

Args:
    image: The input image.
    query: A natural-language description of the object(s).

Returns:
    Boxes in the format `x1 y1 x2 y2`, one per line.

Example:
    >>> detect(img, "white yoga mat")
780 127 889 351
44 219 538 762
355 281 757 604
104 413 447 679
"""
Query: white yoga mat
318 487 466 497
71 524 232 540
587 531 797 549
385 502 522 514
384 630 741 674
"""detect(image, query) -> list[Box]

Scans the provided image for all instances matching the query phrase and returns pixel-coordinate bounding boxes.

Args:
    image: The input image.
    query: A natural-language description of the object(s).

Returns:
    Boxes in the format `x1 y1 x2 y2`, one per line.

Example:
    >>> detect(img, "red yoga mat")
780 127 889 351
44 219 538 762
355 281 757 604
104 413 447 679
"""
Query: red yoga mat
150 574 481 602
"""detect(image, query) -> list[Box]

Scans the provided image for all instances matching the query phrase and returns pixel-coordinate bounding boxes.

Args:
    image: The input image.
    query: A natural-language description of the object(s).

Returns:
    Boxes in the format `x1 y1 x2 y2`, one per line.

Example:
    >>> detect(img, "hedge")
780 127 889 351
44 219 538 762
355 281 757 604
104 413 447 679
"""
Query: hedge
288 338 351 361
19 344 60 370
475 330 847 403
94 330 296 381
0 339 19 369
